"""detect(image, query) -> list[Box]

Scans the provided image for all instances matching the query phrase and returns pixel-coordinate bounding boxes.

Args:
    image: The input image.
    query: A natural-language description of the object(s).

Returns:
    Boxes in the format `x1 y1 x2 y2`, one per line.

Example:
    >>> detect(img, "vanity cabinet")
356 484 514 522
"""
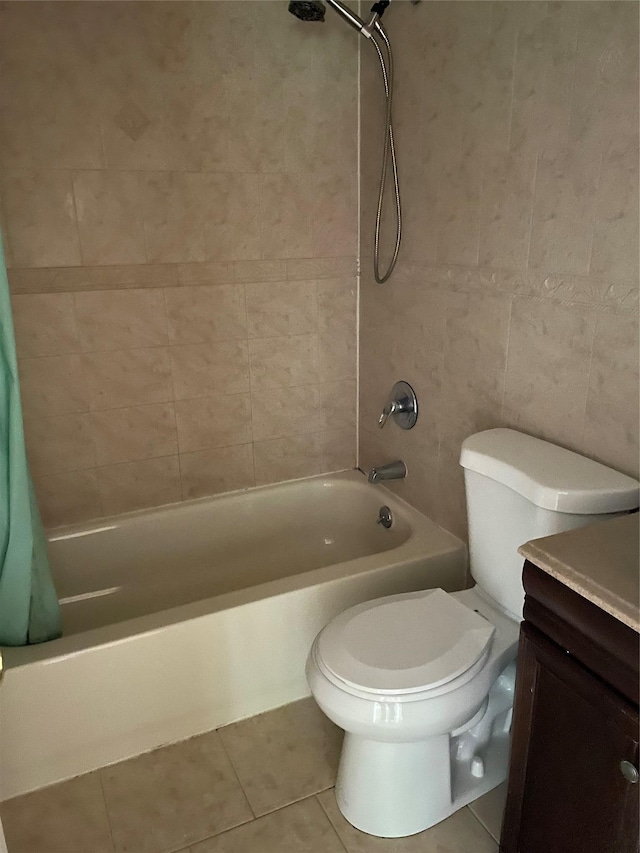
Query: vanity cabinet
500 560 639 853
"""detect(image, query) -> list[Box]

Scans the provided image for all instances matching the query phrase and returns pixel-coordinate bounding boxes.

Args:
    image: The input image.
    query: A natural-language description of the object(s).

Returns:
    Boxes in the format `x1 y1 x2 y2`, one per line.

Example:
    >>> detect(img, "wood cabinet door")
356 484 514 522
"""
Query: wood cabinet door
501 623 639 853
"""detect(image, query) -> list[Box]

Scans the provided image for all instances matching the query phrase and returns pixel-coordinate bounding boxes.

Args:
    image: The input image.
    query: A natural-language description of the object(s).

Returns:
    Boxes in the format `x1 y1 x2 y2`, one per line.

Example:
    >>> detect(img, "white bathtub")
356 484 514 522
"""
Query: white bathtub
0 471 466 800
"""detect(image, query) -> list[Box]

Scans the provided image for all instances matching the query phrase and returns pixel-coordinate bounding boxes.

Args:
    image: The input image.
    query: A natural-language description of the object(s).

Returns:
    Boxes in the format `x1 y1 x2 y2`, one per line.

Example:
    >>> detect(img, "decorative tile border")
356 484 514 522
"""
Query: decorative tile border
8 257 358 294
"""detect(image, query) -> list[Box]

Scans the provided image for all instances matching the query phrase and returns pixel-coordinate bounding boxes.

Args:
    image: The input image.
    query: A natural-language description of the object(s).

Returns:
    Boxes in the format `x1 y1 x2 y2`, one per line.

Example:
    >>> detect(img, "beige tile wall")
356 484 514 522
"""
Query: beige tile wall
359 1 639 539
0 1 358 526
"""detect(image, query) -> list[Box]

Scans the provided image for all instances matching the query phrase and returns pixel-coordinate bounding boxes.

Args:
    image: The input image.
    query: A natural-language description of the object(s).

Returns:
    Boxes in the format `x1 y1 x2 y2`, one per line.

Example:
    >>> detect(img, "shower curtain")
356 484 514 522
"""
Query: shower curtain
0 235 61 645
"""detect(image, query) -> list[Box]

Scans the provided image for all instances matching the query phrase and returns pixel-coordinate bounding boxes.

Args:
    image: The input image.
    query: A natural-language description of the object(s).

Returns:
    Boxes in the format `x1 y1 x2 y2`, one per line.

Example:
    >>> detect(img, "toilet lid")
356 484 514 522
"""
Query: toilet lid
316 589 495 695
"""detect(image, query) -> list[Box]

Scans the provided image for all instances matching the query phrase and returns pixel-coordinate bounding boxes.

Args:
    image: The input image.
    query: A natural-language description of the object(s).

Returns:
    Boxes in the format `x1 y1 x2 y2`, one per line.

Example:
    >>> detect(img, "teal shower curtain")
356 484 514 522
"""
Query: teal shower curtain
0 236 61 645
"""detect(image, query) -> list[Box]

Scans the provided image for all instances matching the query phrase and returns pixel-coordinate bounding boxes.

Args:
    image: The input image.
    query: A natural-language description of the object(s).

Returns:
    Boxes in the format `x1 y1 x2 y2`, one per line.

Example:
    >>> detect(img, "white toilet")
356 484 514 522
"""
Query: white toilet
306 429 640 838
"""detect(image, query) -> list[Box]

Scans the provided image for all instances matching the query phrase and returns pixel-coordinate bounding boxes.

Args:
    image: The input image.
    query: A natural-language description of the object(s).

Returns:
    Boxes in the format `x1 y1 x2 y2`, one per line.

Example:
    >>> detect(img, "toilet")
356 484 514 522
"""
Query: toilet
306 429 640 838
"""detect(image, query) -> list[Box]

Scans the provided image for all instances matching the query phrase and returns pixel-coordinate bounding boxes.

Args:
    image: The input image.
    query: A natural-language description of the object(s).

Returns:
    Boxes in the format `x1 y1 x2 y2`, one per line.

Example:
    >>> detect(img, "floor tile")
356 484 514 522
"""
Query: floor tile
100 730 253 853
468 782 506 842
1 700 505 853
0 773 114 853
318 790 498 853
218 697 342 816
191 797 347 853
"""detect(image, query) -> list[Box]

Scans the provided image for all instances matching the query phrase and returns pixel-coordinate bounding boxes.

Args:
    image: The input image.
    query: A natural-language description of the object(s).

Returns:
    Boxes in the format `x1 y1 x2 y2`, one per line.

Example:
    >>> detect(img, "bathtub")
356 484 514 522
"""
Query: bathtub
0 471 466 800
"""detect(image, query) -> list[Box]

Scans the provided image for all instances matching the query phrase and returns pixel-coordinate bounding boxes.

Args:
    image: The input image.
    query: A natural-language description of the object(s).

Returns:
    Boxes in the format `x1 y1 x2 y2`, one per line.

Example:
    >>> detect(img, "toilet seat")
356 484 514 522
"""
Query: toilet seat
315 588 495 697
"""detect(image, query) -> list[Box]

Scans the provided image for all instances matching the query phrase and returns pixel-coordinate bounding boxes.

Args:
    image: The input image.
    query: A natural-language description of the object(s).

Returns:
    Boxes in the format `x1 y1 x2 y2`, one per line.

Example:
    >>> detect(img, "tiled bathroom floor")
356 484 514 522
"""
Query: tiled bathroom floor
1 698 504 853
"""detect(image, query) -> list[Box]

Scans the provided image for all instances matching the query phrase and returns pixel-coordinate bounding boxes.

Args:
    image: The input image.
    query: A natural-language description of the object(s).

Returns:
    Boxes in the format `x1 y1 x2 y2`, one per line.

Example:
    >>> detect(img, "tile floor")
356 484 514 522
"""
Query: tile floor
1 698 505 853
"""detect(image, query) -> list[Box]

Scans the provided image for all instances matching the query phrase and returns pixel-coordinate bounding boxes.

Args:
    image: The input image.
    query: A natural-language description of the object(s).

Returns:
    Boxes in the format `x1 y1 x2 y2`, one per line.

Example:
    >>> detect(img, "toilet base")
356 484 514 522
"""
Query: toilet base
335 733 452 838
335 722 512 838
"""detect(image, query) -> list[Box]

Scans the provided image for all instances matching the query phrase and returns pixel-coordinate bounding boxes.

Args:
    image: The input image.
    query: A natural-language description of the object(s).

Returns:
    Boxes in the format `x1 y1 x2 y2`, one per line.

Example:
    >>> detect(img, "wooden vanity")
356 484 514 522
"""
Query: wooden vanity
500 514 640 853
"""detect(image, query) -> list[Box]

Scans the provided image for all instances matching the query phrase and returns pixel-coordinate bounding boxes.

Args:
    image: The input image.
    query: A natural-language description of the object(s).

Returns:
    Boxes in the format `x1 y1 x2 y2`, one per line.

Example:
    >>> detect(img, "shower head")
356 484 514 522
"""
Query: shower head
289 0 377 35
288 1 326 23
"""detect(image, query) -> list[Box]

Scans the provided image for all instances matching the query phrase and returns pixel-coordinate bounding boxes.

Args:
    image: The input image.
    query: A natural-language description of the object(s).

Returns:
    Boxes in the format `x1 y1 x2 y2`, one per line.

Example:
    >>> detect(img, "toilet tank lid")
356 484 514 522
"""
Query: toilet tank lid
460 429 640 514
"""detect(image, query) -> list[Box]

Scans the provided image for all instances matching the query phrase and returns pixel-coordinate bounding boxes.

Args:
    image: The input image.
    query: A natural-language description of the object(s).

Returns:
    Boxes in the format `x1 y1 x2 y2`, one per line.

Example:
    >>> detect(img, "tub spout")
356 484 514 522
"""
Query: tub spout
367 460 407 483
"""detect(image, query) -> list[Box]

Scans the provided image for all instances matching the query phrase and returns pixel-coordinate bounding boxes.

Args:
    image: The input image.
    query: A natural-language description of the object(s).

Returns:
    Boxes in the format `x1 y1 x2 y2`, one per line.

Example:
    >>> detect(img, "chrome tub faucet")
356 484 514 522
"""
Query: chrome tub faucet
367 460 407 483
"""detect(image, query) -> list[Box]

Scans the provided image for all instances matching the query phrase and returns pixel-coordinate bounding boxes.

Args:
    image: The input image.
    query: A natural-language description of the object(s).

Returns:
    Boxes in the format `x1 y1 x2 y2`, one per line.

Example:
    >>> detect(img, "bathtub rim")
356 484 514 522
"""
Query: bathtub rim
46 468 398 540
3 470 467 670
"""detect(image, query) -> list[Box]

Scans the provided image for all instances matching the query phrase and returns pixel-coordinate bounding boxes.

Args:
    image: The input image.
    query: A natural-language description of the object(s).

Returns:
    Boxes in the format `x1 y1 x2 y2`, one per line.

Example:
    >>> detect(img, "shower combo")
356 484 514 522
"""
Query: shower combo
288 0 403 283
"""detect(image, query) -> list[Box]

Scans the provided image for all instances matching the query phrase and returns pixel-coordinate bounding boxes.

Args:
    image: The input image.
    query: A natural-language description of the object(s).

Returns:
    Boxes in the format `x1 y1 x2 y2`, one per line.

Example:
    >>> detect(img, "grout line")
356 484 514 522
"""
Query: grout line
69 171 87 268
505 20 519 155
225 788 334 823
183 794 349 851
475 140 487 269
88 397 177 415
256 173 266 263
97 118 107 172
466 803 502 845
96 773 118 853
578 309 598 454
138 168 153 267
565 4 580 156
524 153 539 270
163 283 183 501
585 152 604 278
499 294 515 418
72 290 103 517
179 811 257 853
240 279 258 488
42 440 274 500
215 730 258 821
315 791 350 853
88 451 181 471
135 170 149 266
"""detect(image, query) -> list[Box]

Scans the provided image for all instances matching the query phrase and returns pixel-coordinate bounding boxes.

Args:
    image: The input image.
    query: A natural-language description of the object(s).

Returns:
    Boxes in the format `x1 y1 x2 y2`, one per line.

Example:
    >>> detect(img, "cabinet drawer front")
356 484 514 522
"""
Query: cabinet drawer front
523 561 639 704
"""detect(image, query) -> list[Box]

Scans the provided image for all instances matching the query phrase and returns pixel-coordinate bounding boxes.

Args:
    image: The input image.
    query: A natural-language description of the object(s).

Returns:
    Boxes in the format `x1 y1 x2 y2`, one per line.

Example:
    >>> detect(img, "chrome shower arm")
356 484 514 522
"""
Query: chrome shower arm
325 0 380 38
325 0 364 30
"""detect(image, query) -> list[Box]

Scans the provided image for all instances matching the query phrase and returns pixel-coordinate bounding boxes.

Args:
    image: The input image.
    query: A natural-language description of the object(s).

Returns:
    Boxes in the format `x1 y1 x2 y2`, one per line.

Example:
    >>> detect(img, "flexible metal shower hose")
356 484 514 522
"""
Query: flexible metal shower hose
371 21 401 284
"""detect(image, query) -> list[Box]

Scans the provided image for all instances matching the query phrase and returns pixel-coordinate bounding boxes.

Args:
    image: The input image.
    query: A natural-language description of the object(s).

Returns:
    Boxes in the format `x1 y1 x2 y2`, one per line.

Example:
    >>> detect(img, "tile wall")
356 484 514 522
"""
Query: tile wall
2 0 638 539
0 1 359 526
359 1 639 538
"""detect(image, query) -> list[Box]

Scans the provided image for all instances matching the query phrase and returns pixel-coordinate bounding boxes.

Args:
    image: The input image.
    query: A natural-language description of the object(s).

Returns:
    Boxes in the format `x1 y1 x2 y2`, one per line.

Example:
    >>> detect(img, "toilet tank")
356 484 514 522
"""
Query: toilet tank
460 429 640 621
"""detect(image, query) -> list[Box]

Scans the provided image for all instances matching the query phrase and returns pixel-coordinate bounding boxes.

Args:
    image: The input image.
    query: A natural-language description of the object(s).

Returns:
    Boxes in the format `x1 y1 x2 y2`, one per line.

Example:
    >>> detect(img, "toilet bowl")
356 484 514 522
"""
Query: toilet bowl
307 586 519 837
307 429 640 838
